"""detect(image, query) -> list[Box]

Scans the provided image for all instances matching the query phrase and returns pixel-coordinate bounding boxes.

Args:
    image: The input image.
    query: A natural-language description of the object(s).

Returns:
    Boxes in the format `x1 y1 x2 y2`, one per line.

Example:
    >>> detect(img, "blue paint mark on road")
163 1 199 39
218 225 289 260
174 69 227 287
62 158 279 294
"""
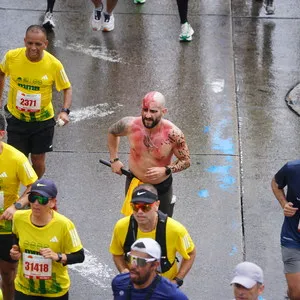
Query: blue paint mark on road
212 119 234 155
203 126 210 133
207 165 230 174
198 190 209 198
229 245 238 256
213 136 234 154
225 155 233 162
206 165 236 190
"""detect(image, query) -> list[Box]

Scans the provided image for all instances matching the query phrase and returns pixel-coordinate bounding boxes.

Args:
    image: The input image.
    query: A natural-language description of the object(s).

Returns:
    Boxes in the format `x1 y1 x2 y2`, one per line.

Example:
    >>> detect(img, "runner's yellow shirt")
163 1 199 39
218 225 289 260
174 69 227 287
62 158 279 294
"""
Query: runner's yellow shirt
13 210 83 297
0 143 37 234
0 48 71 122
109 216 195 279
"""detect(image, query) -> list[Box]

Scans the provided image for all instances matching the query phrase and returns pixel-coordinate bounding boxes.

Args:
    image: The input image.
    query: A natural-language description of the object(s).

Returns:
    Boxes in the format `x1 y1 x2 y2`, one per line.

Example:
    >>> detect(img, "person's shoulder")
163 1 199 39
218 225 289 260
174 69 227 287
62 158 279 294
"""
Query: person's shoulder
43 50 63 65
157 277 188 299
53 211 75 226
166 216 187 231
3 143 28 161
115 216 131 227
5 48 25 58
127 116 141 128
162 119 183 135
14 209 30 220
286 160 300 168
112 272 130 288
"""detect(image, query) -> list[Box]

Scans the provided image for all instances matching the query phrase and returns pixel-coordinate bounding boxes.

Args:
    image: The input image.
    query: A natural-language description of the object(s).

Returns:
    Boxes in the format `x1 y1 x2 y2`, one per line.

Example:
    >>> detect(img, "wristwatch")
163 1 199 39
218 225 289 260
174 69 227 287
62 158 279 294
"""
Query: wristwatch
61 108 70 115
56 252 63 262
174 277 184 287
165 166 172 176
14 202 22 210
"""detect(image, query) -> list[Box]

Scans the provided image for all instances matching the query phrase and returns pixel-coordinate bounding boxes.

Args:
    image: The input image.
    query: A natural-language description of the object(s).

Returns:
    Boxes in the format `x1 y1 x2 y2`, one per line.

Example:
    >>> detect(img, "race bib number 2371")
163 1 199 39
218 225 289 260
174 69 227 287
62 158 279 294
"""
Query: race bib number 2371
16 91 41 112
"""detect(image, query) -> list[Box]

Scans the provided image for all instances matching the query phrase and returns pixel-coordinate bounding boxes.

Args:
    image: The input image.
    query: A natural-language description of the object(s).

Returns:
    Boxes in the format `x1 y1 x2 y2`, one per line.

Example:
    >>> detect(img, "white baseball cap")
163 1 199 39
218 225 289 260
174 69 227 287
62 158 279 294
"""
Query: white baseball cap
231 262 264 289
131 238 161 260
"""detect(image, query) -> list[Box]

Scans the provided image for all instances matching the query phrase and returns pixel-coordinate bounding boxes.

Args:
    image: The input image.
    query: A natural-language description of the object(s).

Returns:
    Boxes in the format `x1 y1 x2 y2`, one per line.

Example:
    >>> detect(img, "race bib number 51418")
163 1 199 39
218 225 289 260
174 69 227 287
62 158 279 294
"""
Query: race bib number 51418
23 253 52 280
16 91 41 112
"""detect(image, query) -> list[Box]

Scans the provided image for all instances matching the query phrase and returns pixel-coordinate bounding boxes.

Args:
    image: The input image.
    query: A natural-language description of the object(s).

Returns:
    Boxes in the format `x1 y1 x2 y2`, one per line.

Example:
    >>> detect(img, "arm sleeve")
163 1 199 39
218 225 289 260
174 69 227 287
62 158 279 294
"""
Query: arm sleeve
62 219 83 254
0 52 9 74
175 226 195 260
109 219 126 255
54 61 71 92
17 155 38 186
66 248 85 265
274 164 288 189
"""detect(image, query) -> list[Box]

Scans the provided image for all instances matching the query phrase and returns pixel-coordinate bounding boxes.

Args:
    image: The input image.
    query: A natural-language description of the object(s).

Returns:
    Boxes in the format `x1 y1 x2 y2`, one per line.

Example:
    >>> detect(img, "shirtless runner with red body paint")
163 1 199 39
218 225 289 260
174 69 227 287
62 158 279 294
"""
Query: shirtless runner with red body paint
107 91 191 217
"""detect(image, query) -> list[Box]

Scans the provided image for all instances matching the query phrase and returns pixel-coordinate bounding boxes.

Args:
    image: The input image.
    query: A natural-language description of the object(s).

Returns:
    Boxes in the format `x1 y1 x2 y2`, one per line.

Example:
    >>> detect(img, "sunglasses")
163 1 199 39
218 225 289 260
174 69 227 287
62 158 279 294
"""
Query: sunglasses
127 252 156 267
28 194 50 205
131 202 155 213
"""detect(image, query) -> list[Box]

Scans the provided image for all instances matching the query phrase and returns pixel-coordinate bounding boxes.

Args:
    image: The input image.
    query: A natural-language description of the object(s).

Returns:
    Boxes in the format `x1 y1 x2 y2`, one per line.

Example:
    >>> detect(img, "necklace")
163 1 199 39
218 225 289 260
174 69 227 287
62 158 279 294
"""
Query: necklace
143 134 158 149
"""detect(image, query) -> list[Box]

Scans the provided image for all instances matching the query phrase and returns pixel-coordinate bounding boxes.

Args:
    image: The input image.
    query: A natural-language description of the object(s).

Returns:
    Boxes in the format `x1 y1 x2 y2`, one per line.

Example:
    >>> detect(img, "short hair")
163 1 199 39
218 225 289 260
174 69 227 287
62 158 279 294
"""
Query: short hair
0 114 6 131
133 184 158 196
26 25 47 38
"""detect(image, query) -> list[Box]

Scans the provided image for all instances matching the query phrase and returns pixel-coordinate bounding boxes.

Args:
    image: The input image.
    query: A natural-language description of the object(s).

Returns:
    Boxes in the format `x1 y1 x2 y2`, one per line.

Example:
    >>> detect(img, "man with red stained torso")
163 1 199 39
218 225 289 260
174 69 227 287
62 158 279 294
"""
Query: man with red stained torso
107 91 191 217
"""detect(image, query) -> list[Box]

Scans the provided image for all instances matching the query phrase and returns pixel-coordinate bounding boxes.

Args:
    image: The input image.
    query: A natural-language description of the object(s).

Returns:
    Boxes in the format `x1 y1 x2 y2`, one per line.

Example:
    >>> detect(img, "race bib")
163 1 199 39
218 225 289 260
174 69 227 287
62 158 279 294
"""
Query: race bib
23 253 52 280
16 91 41 112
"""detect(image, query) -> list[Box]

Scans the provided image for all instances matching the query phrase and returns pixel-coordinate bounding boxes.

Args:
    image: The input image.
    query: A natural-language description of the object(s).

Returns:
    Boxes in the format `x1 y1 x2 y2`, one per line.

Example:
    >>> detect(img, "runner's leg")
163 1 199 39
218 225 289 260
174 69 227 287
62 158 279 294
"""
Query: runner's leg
157 185 174 217
46 0 56 13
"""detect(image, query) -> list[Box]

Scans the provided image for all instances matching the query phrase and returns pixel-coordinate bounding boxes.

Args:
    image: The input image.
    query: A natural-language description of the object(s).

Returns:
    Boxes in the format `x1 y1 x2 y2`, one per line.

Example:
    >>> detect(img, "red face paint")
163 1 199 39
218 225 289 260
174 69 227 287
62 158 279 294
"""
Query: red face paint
142 91 157 108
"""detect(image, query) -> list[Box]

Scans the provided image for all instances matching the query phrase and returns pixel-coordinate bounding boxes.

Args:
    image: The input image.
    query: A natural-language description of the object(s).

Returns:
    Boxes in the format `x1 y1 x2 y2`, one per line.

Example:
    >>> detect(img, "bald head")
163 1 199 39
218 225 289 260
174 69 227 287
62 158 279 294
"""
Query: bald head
142 91 166 109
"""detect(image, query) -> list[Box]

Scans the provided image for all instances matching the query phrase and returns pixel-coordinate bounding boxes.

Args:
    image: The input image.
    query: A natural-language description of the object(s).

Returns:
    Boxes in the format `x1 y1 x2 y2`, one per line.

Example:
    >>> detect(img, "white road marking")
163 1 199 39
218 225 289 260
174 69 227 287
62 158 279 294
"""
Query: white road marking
211 79 225 93
68 248 116 288
69 103 123 123
54 40 123 63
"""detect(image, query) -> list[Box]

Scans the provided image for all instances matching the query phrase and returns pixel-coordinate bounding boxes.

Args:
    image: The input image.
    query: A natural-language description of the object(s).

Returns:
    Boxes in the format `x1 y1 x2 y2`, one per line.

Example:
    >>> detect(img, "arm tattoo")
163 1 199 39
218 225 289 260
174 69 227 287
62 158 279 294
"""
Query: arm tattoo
108 117 132 136
169 130 191 173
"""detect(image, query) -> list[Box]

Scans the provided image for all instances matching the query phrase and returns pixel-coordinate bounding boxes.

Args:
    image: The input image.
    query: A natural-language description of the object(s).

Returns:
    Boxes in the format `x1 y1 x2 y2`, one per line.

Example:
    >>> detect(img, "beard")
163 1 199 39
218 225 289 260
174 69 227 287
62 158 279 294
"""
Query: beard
130 269 153 286
142 116 161 129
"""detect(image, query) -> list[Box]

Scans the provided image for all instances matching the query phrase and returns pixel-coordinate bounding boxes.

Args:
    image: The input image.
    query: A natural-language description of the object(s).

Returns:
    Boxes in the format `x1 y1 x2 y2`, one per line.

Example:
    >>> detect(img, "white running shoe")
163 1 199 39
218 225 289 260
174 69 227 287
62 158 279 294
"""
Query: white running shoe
102 13 114 32
134 0 146 4
91 8 103 31
179 22 194 42
43 12 55 29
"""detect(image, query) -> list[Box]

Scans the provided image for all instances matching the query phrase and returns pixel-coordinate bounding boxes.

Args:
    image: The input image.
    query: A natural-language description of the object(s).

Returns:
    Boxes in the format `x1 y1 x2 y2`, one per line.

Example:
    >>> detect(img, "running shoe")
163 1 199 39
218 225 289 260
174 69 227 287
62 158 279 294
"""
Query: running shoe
91 8 103 31
134 0 146 4
264 0 275 15
43 12 55 29
179 22 194 42
102 13 114 32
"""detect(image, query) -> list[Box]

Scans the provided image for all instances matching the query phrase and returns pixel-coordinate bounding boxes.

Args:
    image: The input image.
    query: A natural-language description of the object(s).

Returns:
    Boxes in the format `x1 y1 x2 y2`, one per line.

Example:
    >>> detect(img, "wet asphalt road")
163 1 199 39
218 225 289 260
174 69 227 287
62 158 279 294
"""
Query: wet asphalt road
1 0 300 299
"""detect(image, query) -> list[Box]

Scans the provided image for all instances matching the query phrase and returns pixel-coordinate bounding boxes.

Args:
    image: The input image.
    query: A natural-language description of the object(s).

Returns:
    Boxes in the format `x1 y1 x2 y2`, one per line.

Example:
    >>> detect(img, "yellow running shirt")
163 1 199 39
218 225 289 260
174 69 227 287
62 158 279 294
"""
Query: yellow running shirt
0 143 37 234
0 48 71 122
109 216 195 279
13 210 83 297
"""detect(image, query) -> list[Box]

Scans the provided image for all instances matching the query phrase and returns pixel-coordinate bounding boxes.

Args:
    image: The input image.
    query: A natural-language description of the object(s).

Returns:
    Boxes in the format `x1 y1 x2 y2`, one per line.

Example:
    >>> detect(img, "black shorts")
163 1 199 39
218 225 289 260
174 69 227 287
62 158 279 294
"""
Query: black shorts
15 290 69 300
6 116 56 156
0 234 18 263
126 174 174 217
